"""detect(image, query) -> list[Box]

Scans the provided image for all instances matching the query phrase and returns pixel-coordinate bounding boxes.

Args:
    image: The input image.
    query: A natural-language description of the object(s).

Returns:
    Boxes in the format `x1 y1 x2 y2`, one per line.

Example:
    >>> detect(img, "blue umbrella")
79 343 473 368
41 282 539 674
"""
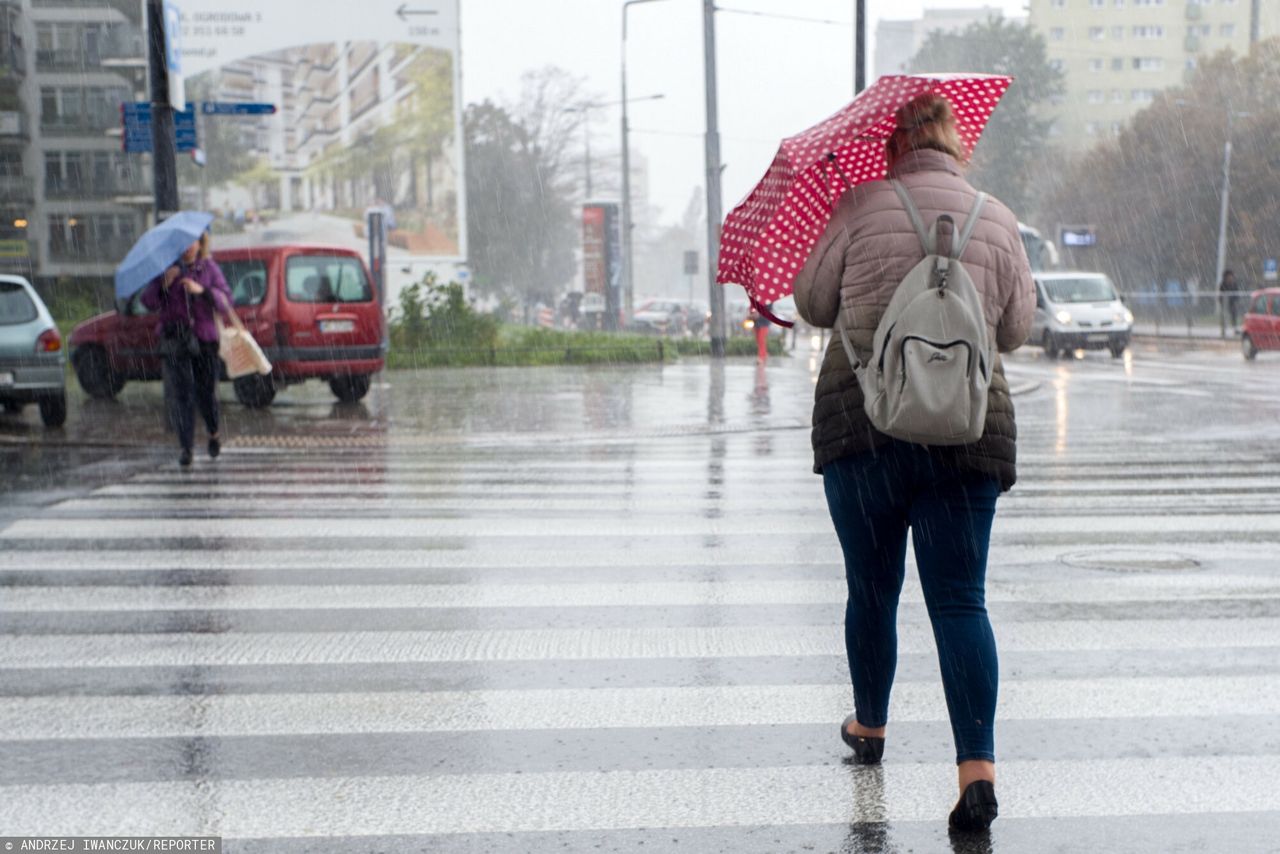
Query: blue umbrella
114 211 215 301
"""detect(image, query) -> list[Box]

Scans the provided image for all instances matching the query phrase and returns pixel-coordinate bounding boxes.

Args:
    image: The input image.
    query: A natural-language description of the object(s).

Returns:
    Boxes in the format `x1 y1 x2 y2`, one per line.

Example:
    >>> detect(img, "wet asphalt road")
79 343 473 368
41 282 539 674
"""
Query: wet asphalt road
2 339 1280 853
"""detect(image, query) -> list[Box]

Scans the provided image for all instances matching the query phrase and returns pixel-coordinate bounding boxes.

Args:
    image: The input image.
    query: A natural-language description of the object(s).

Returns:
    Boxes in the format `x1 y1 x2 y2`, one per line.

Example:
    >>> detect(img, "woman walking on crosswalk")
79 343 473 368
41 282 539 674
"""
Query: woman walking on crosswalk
794 92 1035 832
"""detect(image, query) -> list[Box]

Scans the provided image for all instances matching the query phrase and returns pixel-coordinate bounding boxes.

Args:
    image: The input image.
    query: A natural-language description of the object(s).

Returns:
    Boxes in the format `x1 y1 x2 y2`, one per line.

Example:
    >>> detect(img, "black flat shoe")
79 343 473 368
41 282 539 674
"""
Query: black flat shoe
179 447 193 468
840 714 885 765
208 436 221 459
949 780 998 832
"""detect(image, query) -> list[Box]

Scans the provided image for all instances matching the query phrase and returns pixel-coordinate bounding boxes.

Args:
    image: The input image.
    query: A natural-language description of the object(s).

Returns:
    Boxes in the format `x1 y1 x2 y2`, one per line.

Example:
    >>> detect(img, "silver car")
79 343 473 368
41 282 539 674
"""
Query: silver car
0 275 67 427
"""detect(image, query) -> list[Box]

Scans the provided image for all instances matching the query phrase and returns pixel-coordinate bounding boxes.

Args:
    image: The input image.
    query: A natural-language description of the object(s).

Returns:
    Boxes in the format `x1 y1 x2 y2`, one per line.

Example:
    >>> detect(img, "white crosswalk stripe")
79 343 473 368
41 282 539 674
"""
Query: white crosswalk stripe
2 353 1280 850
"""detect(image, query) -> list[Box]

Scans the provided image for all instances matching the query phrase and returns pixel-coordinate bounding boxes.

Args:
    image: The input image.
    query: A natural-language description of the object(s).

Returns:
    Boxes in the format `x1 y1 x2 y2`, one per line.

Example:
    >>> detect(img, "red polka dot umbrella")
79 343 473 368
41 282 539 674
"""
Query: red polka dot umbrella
716 74 1013 321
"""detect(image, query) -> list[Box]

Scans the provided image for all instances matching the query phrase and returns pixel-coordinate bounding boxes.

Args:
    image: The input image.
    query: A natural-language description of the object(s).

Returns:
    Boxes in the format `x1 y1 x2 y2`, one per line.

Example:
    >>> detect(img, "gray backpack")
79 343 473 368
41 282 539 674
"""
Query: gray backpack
838 181 993 446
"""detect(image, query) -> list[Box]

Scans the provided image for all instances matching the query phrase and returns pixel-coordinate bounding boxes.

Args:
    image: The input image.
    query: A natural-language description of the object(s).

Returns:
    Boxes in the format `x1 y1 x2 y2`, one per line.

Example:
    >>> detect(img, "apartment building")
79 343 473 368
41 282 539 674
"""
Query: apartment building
1 0 150 283
1030 0 1276 148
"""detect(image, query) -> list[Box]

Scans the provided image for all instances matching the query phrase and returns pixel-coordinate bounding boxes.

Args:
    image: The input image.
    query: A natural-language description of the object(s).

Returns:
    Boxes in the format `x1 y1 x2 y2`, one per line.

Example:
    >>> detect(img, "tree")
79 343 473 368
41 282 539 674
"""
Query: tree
464 100 578 311
1046 41 1280 292
908 18 1064 217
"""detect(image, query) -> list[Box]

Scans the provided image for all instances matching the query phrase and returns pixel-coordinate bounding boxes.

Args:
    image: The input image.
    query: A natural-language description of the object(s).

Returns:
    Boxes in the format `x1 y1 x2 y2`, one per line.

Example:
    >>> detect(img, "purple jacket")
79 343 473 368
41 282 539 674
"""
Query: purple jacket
140 258 235 343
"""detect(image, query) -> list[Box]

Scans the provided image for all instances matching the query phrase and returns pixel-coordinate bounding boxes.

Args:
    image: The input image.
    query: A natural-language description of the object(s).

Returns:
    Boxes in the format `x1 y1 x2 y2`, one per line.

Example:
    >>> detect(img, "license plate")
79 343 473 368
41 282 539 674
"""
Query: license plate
0 371 13 386
1087 334 1108 343
319 319 355 334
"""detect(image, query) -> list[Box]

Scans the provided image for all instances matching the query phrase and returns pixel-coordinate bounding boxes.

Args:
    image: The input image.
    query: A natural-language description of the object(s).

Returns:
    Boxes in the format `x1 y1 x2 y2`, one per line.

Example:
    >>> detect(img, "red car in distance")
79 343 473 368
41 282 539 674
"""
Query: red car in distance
1242 288 1280 360
69 245 386 407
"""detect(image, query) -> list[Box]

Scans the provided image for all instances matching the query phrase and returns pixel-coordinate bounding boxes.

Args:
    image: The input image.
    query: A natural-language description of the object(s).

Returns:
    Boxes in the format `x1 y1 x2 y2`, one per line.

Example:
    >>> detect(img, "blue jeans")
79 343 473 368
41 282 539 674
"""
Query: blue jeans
823 441 1001 764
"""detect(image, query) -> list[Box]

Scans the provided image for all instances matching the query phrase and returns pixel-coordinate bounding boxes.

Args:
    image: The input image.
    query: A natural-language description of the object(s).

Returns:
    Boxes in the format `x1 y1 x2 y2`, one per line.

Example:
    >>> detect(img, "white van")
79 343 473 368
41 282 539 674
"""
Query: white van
1031 272 1133 359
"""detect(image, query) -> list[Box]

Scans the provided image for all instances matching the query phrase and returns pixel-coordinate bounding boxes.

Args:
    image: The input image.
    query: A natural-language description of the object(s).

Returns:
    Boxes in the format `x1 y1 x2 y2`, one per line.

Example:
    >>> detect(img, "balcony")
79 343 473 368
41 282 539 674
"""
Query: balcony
47 237 136 265
2 32 24 78
1186 4 1203 20
0 174 34 204
0 109 29 140
40 111 118 136
46 175 149 201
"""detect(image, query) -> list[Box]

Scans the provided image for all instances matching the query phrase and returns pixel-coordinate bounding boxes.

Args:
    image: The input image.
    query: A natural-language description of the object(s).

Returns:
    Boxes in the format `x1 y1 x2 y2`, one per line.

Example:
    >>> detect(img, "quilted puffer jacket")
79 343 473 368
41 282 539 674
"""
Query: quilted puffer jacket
793 148 1035 491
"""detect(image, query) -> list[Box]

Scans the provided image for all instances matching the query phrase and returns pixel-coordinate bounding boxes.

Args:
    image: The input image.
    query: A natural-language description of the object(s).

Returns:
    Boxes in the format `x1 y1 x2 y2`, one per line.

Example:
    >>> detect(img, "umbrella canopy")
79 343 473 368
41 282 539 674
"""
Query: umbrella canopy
114 211 215 300
717 74 1012 310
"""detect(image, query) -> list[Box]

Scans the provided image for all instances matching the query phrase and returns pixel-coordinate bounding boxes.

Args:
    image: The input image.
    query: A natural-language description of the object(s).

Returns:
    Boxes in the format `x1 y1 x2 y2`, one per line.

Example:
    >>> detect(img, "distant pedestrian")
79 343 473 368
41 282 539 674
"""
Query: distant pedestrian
140 231 236 467
793 93 1035 832
1219 269 1245 332
752 303 772 363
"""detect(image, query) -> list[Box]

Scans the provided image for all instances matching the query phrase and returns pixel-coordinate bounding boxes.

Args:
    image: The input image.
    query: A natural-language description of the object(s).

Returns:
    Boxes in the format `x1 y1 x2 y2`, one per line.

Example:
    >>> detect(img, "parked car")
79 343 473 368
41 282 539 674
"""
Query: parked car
1242 288 1280 360
629 299 691 336
733 295 795 337
0 275 67 427
1031 272 1133 359
69 245 385 408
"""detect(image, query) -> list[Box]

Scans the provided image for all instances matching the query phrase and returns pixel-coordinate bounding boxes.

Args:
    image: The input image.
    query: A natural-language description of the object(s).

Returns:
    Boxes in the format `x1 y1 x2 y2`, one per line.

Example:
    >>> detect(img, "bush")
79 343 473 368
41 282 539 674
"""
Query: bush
388 273 499 367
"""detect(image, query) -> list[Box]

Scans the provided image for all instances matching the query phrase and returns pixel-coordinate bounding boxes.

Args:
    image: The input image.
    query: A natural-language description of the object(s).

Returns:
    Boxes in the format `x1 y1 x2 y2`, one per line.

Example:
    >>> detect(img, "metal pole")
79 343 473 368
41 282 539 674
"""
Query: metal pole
1215 113 1233 339
146 0 178 220
703 0 726 358
854 0 866 94
621 20 632 323
583 110 593 199
1251 0 1261 44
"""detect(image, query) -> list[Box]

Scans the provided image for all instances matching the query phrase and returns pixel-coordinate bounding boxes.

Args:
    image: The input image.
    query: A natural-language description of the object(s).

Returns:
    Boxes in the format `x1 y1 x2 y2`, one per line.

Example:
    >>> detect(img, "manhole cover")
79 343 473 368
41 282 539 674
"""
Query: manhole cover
1059 549 1201 573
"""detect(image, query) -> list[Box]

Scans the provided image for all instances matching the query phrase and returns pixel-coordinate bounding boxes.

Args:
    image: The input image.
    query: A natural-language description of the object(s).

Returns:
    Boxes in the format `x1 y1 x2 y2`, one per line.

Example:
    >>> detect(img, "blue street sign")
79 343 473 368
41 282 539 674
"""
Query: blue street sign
121 103 197 153
200 102 277 116
1265 258 1278 282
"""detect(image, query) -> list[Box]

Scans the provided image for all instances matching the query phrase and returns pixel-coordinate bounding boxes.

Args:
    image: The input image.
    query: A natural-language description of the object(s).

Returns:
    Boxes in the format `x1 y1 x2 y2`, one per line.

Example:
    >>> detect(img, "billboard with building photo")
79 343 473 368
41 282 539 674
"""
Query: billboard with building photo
176 0 465 304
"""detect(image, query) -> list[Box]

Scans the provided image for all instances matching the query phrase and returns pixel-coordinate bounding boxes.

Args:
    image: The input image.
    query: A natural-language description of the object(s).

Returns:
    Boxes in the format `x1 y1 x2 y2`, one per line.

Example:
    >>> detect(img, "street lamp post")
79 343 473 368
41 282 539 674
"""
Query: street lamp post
702 0 727 358
854 0 866 94
1215 111 1236 338
622 0 669 327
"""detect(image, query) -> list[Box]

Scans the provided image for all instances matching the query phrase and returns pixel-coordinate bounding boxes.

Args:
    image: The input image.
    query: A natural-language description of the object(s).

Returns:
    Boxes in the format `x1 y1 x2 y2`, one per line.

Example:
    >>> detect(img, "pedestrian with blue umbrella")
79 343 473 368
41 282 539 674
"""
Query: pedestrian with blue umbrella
117 212 237 467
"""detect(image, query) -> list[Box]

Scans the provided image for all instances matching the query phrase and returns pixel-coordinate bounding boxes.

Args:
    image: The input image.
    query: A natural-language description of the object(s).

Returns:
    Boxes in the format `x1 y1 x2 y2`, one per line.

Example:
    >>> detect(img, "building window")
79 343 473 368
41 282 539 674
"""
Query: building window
1112 89 1126 102
1112 57 1125 70
1087 90 1105 104
1089 27 1105 40
0 150 22 178
1221 23 1236 37
1088 58 1105 71
1114 0 1125 6
1112 26 1125 39
1132 0 1164 5
1133 25 1165 39
1050 0 1066 7
1050 27 1065 40
1131 89 1157 103
1133 57 1165 71
1085 122 1101 136
1186 57 1199 70
1049 58 1066 71
1111 121 1123 134
1090 0 1105 6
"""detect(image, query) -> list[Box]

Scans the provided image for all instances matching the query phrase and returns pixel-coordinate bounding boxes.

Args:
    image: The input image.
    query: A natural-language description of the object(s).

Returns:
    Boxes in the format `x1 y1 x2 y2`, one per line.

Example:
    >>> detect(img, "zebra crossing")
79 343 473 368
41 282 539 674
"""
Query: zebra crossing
2 350 1280 852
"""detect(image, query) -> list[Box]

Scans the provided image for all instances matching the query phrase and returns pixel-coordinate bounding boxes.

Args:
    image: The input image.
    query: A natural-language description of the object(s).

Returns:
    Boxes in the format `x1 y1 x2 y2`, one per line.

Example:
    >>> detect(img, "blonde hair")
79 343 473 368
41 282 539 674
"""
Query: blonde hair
197 231 212 260
886 93 966 170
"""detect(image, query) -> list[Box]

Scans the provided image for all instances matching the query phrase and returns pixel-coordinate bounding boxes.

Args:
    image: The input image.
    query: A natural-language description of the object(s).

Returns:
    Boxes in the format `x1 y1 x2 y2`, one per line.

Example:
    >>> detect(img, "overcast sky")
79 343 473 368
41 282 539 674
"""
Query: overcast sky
460 0 1027 225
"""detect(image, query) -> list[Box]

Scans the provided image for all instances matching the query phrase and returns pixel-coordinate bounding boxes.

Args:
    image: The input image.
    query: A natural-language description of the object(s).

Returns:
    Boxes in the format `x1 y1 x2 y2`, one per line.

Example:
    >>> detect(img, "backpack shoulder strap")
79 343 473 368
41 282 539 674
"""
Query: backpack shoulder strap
952 192 989 260
890 180 932 255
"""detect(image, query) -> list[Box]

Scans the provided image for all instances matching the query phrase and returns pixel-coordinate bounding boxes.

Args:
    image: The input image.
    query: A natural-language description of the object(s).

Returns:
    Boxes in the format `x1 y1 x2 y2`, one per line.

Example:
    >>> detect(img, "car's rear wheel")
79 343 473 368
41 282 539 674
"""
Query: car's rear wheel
234 374 277 408
74 346 124 399
39 392 67 427
1110 343 1127 359
1 400 22 413
1243 334 1259 361
1042 332 1059 360
329 374 371 403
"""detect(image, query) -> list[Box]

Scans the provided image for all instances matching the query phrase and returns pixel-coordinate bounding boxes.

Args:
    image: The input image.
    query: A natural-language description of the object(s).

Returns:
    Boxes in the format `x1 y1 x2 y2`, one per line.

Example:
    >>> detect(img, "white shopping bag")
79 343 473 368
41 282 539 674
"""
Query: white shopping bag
218 320 272 379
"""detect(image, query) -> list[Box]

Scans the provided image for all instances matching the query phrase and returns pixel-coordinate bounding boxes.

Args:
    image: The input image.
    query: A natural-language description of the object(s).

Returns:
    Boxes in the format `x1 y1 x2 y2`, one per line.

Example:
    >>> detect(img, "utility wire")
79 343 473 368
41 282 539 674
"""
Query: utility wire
714 6 853 27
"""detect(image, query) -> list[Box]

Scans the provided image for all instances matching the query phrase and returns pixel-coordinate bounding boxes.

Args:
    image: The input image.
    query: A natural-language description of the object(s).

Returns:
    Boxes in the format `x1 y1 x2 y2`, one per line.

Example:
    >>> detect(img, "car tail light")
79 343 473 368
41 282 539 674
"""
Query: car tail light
36 328 62 353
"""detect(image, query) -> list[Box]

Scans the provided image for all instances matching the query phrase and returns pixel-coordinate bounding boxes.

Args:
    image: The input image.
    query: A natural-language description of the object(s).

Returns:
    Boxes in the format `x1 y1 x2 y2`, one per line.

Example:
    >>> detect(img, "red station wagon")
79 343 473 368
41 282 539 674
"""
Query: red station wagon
1242 288 1280 361
69 245 386 407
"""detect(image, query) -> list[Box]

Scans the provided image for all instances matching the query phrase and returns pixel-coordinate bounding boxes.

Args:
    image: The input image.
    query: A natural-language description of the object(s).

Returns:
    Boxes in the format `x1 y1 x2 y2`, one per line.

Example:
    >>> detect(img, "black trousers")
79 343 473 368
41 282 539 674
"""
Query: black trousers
164 339 221 452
